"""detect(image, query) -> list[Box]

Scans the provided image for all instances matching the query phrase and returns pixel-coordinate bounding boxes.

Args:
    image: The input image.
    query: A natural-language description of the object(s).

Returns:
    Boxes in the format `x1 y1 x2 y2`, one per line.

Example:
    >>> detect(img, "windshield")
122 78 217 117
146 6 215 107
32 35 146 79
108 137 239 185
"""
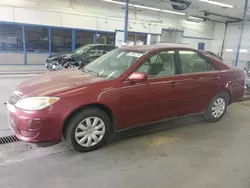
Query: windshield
73 45 93 54
83 49 147 79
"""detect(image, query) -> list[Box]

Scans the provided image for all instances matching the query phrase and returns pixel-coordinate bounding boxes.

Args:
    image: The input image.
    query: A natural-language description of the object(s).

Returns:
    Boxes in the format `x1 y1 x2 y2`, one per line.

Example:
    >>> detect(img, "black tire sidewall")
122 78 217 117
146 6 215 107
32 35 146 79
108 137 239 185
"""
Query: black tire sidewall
64 107 111 152
205 92 229 122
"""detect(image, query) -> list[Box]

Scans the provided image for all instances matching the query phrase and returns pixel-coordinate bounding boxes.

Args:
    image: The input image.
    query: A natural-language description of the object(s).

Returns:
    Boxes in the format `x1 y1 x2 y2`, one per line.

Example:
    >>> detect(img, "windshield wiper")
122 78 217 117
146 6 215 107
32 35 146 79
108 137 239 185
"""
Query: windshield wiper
82 69 99 76
83 69 110 78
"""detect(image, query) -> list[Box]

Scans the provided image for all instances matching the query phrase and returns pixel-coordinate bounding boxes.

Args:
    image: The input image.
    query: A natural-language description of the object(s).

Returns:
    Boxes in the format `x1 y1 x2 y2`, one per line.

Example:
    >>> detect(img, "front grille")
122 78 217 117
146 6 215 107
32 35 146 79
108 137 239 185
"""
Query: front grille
9 92 22 105
0 135 19 144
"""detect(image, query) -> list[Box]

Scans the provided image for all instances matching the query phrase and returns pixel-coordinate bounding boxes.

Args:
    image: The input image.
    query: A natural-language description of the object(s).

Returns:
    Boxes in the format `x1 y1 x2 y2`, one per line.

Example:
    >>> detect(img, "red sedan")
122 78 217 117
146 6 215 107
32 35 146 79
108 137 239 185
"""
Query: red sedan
7 45 245 152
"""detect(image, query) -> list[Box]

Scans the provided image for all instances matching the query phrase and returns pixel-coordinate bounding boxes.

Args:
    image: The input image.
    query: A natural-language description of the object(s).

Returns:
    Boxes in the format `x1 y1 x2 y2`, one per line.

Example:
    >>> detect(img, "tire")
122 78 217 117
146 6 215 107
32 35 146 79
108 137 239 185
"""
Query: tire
204 92 229 122
63 107 111 152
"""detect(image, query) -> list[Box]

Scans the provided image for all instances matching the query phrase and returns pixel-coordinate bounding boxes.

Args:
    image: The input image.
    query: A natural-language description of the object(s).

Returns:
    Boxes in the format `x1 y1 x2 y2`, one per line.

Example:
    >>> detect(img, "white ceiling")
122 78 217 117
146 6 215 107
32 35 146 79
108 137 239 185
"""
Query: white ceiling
121 0 250 22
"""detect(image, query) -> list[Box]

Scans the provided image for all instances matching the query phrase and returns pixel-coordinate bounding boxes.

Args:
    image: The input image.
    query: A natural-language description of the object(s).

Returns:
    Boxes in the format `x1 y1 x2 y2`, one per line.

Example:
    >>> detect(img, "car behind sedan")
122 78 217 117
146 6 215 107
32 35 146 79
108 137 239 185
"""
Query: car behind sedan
45 44 117 70
7 45 245 152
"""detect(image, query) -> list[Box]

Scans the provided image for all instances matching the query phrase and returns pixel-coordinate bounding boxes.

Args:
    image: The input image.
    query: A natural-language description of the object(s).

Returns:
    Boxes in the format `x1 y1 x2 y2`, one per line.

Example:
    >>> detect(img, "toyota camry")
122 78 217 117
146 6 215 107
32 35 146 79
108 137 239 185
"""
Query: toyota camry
7 45 245 152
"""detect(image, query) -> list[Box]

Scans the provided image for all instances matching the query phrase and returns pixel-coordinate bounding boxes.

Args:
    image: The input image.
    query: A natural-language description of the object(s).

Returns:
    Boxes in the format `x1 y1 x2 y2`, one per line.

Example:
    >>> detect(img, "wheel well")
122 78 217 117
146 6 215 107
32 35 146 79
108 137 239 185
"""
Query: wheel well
62 104 116 134
220 89 232 104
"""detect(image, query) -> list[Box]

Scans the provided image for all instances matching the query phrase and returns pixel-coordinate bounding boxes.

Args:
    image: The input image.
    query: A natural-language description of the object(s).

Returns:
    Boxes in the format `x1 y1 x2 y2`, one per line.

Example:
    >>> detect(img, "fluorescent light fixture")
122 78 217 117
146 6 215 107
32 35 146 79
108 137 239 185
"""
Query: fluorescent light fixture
225 49 233 52
102 0 186 16
189 16 204 20
102 0 125 5
161 9 186 15
198 0 234 8
240 49 248 53
131 4 161 11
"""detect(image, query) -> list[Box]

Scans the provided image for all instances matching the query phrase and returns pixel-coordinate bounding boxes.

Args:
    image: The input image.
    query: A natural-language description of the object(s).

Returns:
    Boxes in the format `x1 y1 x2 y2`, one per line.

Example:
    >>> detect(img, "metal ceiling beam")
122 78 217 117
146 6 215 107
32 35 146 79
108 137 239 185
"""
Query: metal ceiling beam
202 11 242 22
124 0 129 43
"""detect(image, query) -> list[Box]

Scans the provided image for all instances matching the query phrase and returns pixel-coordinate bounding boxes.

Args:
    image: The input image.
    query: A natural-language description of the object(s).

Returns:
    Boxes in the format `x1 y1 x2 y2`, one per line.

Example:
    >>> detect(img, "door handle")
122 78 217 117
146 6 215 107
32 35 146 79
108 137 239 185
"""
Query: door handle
171 81 180 87
213 76 220 80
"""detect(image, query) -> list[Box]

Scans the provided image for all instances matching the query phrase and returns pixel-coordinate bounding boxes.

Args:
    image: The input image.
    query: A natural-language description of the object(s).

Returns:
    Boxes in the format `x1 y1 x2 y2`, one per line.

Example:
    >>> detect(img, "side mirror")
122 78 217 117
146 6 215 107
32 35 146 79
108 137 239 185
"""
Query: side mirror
128 72 147 81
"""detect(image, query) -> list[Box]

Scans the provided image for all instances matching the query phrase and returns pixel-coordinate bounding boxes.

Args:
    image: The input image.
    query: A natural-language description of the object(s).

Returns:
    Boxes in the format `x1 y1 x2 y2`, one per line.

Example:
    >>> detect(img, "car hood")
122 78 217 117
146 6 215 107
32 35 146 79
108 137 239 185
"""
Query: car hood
16 69 106 97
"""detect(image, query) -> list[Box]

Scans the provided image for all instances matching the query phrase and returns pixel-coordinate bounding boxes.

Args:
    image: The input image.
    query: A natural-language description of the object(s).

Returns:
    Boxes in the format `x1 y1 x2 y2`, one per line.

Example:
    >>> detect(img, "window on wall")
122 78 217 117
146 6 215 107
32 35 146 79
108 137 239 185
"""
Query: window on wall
135 34 146 45
96 33 115 45
51 28 72 52
127 34 135 46
150 34 160 44
160 30 182 43
25 26 49 52
0 24 23 51
75 31 94 48
127 33 146 46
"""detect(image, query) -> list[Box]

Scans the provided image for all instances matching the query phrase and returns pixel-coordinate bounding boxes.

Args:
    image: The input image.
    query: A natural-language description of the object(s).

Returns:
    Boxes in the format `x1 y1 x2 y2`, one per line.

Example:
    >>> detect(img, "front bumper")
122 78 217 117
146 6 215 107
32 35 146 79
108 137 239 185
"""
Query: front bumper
7 103 62 143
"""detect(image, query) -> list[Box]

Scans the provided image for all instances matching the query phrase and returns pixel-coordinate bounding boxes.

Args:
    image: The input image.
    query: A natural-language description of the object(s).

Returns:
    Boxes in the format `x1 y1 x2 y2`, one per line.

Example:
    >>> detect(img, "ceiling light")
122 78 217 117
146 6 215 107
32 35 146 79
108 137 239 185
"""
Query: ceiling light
225 49 233 52
131 4 161 11
197 0 234 8
102 0 186 16
189 16 204 20
161 9 186 15
240 49 248 53
102 0 125 5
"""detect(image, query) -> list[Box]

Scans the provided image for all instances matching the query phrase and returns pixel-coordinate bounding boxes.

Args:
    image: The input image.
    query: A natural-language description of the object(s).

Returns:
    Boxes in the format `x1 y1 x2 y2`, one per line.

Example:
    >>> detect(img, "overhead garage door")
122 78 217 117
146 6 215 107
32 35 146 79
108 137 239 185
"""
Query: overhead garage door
222 22 250 69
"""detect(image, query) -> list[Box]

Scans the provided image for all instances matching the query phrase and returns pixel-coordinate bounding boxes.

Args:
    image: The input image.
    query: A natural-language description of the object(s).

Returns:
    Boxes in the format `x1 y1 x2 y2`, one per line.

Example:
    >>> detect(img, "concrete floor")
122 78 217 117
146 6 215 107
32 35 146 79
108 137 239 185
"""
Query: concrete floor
1 76 250 188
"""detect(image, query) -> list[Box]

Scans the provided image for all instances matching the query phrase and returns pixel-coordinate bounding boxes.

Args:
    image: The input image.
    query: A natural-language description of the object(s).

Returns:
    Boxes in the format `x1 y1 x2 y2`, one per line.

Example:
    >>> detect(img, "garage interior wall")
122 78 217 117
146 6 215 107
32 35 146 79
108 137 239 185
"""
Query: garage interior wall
222 22 250 69
0 0 218 65
211 23 226 58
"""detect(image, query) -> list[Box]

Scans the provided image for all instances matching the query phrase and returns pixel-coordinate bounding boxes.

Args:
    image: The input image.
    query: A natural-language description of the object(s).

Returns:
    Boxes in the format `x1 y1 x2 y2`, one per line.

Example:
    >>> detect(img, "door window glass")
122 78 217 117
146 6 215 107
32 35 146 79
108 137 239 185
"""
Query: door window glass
137 51 175 77
179 51 216 74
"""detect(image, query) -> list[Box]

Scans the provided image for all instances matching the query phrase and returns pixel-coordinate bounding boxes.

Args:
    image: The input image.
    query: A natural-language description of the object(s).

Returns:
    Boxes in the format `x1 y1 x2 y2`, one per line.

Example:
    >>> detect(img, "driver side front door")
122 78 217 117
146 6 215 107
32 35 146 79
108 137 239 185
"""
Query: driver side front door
120 50 179 127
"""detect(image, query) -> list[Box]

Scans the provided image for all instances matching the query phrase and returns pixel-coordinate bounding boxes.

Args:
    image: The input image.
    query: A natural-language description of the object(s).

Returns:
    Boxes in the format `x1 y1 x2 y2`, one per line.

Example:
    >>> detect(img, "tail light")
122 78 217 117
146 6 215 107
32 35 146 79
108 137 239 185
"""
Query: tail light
244 70 247 79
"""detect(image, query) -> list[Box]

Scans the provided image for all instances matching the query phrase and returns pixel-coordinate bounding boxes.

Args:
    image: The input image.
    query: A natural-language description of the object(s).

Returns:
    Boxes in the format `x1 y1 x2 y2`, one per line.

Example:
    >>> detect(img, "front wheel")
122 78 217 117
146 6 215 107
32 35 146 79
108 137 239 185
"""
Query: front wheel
64 107 111 152
204 92 229 122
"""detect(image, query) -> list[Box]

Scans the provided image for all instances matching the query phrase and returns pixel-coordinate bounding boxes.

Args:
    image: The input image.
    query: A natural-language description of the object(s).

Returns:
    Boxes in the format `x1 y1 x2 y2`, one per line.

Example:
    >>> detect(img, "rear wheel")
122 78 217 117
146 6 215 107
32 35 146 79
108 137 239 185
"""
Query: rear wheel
64 107 111 152
204 92 229 122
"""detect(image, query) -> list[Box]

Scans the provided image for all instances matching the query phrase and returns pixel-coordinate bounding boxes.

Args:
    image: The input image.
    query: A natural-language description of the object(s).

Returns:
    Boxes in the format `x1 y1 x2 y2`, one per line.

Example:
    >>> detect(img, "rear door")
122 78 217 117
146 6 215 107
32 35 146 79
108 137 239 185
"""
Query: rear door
177 50 222 114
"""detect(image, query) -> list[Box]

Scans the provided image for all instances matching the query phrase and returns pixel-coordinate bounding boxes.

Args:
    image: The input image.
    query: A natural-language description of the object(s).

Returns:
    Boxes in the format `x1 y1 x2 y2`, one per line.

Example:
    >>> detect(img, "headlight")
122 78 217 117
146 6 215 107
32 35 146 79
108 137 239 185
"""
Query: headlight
15 97 60 111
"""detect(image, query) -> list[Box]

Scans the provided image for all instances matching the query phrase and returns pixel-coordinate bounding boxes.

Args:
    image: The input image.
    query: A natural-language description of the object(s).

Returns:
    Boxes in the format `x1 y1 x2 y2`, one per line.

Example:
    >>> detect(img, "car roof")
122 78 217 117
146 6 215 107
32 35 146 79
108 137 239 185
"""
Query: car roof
92 44 114 47
120 44 194 52
84 44 115 47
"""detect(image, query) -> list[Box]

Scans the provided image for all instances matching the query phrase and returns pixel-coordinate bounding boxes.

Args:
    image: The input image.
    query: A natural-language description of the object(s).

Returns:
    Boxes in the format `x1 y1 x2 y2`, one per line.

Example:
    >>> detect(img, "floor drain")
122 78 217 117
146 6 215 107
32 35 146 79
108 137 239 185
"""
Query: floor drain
0 135 19 144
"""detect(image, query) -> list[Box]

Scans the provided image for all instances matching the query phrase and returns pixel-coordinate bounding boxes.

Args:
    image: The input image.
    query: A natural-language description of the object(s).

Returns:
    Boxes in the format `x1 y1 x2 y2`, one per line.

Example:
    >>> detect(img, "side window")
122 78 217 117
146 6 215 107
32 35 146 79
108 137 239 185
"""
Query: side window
136 51 175 77
179 51 216 74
